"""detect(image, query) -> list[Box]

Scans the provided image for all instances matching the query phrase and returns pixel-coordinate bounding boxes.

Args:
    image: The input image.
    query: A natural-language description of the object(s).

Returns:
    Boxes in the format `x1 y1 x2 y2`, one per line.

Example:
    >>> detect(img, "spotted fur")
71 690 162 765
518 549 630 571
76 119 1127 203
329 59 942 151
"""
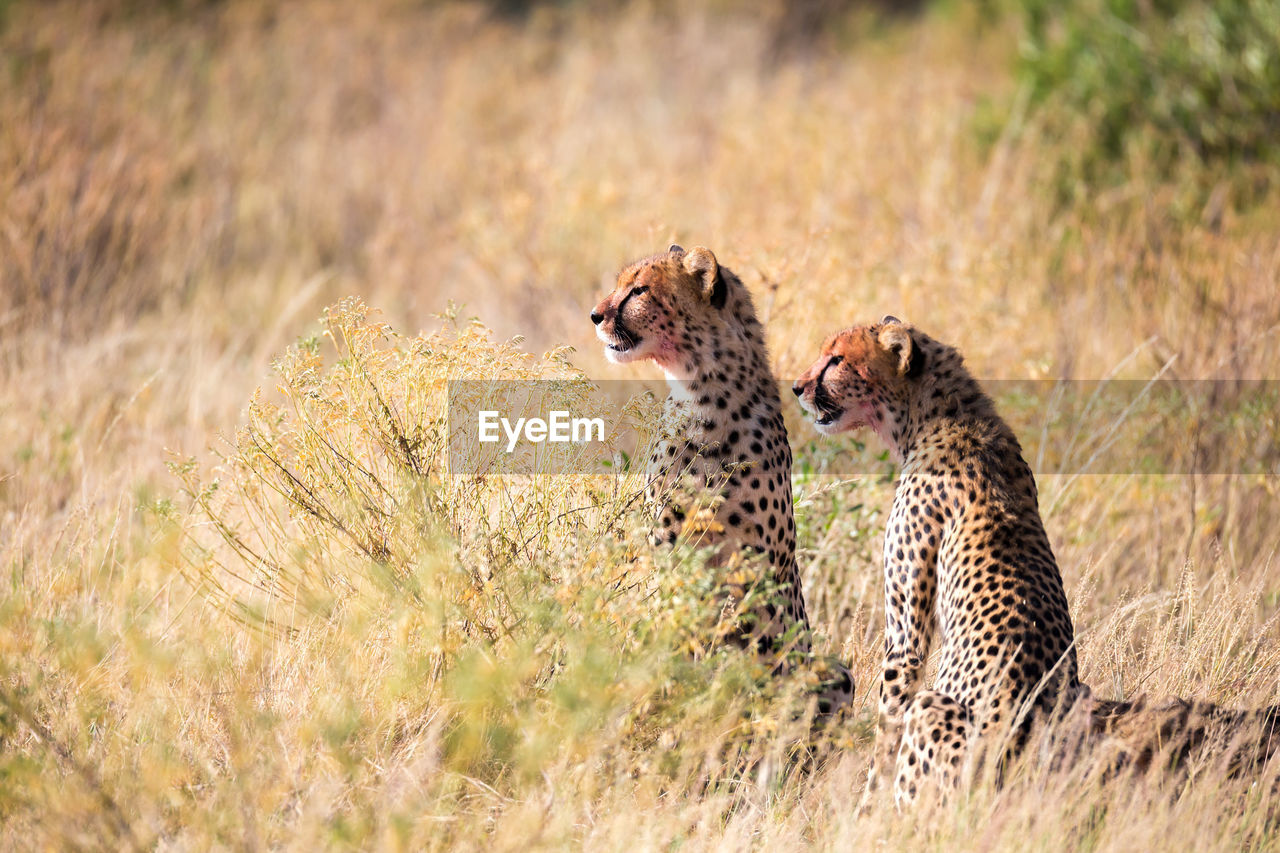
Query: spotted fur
794 317 1082 807
796 317 1280 807
593 245 853 714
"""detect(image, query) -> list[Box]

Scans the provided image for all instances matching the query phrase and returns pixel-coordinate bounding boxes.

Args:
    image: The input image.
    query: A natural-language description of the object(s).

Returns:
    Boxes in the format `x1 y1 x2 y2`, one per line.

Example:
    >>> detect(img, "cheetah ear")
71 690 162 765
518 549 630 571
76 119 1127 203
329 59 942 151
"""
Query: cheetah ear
683 245 726 310
881 314 901 325
878 322 924 378
668 244 685 255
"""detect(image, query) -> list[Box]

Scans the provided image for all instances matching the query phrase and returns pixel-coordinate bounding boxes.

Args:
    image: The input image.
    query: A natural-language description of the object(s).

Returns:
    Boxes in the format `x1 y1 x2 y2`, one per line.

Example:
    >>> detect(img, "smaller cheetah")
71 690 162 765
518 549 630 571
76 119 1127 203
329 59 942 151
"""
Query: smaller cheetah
592 245 852 713
794 317 1085 808
795 316 1280 807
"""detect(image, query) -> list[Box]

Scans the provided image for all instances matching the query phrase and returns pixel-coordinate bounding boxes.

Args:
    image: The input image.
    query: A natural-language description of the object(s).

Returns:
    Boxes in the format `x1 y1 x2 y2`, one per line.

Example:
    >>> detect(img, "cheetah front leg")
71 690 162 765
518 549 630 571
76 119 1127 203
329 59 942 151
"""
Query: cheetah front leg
858 491 941 815
857 648 928 814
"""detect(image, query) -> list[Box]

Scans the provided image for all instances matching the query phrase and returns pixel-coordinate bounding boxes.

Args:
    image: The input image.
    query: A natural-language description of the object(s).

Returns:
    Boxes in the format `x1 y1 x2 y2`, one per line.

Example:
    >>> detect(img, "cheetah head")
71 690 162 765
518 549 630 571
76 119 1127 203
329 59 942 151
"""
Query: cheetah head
590 244 727 373
791 316 924 442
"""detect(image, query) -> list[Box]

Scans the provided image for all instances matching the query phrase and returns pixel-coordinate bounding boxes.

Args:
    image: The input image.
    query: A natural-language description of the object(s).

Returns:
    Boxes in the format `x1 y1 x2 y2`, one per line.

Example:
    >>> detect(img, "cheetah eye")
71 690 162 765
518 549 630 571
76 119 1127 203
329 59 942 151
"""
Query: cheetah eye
631 286 650 297
827 355 843 367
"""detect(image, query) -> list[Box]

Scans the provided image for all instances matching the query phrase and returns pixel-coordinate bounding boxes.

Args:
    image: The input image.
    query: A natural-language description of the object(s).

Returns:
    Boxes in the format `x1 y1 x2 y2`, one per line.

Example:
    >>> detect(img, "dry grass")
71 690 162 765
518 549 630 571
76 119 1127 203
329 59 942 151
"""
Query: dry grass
2 0 1280 849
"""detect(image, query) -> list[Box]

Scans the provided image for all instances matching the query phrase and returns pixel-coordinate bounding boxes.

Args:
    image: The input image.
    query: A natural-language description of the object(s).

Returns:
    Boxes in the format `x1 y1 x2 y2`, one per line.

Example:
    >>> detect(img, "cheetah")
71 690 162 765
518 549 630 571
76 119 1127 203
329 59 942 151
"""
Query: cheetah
591 245 852 713
794 316 1280 806
793 316 1084 807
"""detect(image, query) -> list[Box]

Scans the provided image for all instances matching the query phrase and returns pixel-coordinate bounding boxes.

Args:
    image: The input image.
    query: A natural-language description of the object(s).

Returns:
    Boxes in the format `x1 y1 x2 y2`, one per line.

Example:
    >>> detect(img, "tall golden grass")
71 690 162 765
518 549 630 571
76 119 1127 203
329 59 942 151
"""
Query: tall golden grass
2 1 1279 848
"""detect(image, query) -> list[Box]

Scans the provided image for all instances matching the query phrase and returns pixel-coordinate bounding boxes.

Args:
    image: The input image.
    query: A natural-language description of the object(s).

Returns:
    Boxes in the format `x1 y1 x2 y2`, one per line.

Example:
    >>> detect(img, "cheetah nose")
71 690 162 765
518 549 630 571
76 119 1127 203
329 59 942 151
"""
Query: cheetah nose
590 310 604 325
791 382 804 397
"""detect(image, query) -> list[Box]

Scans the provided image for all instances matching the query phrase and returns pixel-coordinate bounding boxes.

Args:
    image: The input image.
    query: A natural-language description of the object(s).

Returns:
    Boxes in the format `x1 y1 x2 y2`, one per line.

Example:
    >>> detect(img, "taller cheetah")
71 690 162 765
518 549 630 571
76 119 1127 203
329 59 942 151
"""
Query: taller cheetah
795 316 1280 807
592 245 852 711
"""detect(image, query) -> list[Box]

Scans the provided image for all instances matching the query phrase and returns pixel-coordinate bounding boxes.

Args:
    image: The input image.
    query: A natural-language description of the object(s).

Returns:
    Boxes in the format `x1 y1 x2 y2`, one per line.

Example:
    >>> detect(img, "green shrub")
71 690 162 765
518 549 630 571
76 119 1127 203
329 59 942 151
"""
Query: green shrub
1011 0 1280 208
170 299 847 811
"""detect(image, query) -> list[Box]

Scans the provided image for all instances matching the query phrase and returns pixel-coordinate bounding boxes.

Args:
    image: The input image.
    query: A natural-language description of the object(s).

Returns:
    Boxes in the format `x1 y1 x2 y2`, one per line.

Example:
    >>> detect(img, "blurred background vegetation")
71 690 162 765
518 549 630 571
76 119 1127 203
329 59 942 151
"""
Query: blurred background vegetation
1008 0 1280 212
2 0 1279 848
